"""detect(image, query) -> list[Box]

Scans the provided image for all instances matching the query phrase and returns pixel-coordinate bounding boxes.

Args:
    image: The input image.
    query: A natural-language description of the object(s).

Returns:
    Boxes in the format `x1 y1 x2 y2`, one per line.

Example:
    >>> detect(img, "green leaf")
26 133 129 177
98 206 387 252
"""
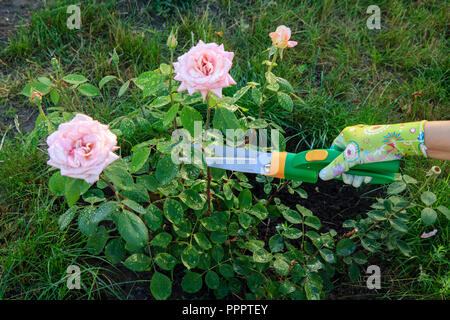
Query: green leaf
269 234 284 253
155 253 177 271
421 191 437 206
103 160 134 191
282 209 302 224
118 80 130 97
62 74 87 85
389 218 408 232
213 106 240 133
274 258 290 276
78 83 100 97
105 238 126 264
282 228 302 239
58 206 78 230
219 264 234 279
119 118 135 137
253 248 272 263
265 71 279 91
276 76 294 92
181 245 199 269
150 232 172 247
50 89 60 105
296 205 313 217
150 96 171 108
143 204 163 231
205 271 220 289
150 272 172 300
421 208 437 226
92 201 117 224
251 86 262 105
130 147 151 173
223 183 233 200
99 75 117 89
210 231 227 244
179 189 206 210
437 206 450 220
111 48 119 65
232 85 251 103
124 253 151 271
396 239 412 256
277 92 293 112
116 210 148 249
64 177 91 206
86 226 109 255
194 233 212 250
211 246 224 263
366 210 386 221
361 238 378 252
160 63 171 75
181 271 203 293
348 263 360 281
163 103 179 127
250 203 268 220
387 181 406 195
352 251 368 264
78 206 97 236
319 249 336 264
279 280 296 295
180 105 202 136
122 199 145 215
163 198 184 225
155 156 179 186
304 281 321 300
82 189 105 204
238 212 252 229
238 189 252 210
336 239 356 256
305 216 321 230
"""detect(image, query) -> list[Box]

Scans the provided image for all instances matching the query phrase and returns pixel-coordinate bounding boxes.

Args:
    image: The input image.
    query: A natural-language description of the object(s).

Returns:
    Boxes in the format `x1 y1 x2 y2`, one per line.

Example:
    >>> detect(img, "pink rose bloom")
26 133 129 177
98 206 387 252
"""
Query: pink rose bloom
47 114 119 184
269 25 297 49
173 40 236 100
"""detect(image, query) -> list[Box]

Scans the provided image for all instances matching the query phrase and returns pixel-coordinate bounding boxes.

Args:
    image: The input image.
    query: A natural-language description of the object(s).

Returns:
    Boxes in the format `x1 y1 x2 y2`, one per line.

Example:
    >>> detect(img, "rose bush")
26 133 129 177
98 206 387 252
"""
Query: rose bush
21 25 448 300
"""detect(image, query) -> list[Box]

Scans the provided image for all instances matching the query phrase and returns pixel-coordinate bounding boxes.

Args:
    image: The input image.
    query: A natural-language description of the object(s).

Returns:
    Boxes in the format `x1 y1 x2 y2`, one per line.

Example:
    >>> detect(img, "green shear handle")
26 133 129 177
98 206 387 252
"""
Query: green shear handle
283 149 400 184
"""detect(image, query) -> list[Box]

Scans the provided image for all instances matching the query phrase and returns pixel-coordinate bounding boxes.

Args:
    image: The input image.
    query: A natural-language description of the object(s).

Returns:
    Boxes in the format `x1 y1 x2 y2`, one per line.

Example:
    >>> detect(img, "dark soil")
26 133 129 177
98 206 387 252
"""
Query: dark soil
0 0 41 42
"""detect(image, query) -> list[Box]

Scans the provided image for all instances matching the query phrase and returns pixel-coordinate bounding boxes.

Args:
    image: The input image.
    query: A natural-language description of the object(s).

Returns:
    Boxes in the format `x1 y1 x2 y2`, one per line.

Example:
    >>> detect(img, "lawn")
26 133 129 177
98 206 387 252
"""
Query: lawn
0 0 448 300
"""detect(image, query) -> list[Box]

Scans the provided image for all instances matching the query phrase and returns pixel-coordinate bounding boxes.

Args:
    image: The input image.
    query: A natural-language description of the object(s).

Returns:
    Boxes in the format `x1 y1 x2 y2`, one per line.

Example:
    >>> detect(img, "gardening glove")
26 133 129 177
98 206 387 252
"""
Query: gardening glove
319 121 428 187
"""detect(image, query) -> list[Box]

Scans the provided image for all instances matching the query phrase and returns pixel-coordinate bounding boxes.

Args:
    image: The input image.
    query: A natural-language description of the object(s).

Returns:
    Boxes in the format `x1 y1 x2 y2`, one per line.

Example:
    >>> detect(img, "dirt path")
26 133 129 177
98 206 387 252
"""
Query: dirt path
0 0 41 42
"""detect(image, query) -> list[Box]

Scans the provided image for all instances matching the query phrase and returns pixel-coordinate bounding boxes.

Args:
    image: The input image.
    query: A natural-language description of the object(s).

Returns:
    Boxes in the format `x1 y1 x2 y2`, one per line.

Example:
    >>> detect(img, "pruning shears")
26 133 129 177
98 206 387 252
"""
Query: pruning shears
180 145 400 184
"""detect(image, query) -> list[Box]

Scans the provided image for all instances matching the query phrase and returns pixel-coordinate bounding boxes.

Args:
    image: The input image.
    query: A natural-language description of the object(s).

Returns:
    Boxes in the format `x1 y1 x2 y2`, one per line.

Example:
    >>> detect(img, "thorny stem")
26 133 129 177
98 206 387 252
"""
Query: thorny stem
205 92 212 214
168 49 176 133
259 48 279 116
264 180 289 242
101 176 121 204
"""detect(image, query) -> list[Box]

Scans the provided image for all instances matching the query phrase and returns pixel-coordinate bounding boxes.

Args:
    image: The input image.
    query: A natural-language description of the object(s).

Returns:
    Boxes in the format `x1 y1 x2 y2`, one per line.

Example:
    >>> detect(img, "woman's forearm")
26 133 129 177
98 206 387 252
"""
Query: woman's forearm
424 121 450 160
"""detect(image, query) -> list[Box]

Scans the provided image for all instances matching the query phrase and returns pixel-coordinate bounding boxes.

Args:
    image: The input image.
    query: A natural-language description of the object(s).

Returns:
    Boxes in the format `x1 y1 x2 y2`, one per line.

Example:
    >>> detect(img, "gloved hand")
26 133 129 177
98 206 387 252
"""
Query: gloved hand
319 121 428 187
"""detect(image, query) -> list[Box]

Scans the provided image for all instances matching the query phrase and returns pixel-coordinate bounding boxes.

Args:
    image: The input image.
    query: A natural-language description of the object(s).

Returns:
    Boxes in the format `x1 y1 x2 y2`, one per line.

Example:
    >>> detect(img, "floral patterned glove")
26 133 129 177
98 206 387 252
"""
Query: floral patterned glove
319 121 428 187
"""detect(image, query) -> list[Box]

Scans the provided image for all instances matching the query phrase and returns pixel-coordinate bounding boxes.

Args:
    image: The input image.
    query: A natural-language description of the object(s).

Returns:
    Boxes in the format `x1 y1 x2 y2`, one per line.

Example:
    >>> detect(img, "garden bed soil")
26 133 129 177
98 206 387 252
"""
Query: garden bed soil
99 178 386 300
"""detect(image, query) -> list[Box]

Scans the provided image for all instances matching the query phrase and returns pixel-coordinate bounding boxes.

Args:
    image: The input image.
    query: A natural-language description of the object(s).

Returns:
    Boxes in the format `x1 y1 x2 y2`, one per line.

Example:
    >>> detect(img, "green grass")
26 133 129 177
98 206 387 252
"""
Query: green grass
0 0 448 299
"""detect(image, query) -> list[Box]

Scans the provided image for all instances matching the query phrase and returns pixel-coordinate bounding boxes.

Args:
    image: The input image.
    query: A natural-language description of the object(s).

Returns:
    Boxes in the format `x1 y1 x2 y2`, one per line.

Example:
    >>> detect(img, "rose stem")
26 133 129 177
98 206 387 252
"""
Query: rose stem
259 48 279 116
205 92 212 214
